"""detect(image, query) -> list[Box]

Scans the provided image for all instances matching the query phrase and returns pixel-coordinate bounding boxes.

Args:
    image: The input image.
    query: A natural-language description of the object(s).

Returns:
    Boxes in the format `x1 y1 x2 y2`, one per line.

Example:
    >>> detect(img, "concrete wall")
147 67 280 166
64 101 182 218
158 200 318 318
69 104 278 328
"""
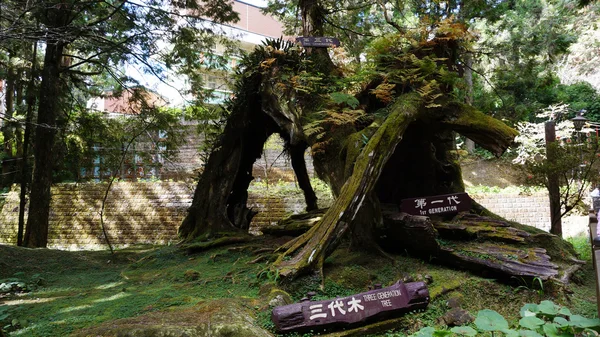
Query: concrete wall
0 184 588 250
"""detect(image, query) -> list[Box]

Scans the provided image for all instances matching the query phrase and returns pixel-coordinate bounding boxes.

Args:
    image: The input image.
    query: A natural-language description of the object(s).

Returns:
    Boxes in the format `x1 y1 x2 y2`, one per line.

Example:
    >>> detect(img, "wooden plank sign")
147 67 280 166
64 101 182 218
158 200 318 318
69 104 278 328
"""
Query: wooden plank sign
295 36 340 48
400 193 472 216
271 281 429 333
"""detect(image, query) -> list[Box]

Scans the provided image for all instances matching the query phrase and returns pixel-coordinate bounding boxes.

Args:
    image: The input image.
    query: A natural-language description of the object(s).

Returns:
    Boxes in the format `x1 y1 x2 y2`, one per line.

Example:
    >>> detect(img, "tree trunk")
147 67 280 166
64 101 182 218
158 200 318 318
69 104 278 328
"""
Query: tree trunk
179 81 276 240
24 41 65 248
17 42 37 247
545 121 562 236
463 52 475 153
2 62 15 186
289 142 318 211
273 93 422 280
179 41 324 242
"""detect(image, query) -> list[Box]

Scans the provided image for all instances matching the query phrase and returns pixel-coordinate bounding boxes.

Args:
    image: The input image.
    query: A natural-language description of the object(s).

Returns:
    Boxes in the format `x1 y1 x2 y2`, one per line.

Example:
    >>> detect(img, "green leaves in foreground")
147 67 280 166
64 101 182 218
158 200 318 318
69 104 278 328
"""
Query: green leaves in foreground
330 92 360 109
410 301 600 336
474 309 509 331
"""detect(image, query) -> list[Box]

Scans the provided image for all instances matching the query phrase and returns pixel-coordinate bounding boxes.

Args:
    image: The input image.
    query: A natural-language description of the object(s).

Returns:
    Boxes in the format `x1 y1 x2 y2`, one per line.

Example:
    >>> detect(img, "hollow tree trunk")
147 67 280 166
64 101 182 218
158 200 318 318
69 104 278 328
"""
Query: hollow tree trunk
179 93 276 240
289 142 318 211
179 41 324 242
273 93 422 280
272 96 518 280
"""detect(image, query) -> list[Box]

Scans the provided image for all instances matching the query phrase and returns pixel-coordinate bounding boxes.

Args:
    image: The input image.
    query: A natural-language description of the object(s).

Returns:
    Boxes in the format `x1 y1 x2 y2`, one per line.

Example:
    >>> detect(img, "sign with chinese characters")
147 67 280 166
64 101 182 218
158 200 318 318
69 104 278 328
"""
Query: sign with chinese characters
295 36 340 48
400 193 472 216
271 281 429 333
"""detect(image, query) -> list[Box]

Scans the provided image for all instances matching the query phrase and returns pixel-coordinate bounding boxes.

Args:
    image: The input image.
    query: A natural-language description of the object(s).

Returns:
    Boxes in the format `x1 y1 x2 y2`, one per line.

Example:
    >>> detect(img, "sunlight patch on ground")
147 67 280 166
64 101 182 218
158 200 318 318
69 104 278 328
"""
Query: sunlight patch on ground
93 292 130 303
57 304 92 314
2 296 58 306
10 324 38 336
95 281 124 290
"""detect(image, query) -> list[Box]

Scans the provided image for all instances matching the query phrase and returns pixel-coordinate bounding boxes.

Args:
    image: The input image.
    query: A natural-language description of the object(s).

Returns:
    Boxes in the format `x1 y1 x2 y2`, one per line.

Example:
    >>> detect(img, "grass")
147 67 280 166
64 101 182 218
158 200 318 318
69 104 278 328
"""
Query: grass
0 235 597 337
0 244 263 336
567 233 593 261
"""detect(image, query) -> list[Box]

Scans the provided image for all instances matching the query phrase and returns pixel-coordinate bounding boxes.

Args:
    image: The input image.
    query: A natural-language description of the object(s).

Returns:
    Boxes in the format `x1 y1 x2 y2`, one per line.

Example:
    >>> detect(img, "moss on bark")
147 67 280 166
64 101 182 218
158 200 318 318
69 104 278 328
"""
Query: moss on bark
272 93 423 280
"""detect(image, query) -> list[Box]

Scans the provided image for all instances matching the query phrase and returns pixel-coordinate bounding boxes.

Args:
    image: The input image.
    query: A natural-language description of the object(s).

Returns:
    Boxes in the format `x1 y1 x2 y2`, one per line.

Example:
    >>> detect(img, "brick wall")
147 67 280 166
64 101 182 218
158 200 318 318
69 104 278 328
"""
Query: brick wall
0 183 193 250
0 182 329 249
0 184 587 250
473 192 588 238
473 193 550 230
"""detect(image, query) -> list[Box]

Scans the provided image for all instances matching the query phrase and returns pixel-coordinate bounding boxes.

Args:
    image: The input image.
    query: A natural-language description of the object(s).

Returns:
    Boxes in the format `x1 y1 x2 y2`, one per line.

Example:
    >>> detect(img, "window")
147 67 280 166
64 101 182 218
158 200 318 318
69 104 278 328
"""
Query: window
206 75 217 89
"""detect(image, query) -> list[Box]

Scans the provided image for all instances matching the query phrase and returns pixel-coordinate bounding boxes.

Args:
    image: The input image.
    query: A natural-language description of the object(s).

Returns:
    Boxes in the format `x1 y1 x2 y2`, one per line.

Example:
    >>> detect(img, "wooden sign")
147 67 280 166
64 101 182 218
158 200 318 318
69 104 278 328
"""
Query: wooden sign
400 192 472 216
271 281 429 333
295 36 340 48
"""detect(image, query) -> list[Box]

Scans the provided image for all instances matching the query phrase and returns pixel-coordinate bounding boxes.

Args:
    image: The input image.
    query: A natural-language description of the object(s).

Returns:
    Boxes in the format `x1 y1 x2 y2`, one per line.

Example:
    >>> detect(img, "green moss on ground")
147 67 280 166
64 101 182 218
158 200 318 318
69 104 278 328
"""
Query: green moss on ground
0 235 596 337
0 244 262 337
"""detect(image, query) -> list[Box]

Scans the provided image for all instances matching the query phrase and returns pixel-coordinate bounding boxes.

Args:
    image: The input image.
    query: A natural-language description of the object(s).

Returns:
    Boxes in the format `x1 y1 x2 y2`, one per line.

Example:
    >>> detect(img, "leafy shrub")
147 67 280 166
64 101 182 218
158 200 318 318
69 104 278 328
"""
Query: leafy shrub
409 301 600 337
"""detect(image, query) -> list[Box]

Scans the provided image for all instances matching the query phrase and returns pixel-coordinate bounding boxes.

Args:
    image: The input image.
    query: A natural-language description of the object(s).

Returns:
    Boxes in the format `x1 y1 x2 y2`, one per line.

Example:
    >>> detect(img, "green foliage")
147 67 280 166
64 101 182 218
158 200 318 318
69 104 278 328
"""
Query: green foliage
248 178 332 200
555 82 600 123
472 0 580 121
450 326 478 336
330 92 360 109
512 105 600 223
55 105 185 182
409 301 600 337
475 309 510 331
186 105 229 166
466 184 544 195
471 146 496 160
566 234 592 261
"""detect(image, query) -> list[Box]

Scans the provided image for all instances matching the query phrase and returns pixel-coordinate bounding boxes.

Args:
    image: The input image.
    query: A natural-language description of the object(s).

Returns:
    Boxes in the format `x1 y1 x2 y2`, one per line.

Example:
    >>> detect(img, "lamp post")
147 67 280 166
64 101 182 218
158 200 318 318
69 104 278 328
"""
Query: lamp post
571 110 588 132
572 111 588 164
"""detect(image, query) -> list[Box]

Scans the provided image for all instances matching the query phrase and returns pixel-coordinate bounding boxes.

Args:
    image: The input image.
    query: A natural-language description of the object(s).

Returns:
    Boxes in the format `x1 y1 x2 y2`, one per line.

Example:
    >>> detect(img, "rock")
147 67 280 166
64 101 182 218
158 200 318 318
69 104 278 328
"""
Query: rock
268 294 288 308
446 296 462 309
0 281 27 294
258 283 292 308
267 289 292 308
69 299 273 337
183 270 200 281
439 307 474 327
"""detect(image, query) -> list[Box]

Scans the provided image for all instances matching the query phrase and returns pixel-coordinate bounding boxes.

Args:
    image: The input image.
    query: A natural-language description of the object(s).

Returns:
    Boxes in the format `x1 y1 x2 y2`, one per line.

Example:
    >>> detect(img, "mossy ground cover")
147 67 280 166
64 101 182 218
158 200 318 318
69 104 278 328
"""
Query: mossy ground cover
0 243 264 336
0 233 596 337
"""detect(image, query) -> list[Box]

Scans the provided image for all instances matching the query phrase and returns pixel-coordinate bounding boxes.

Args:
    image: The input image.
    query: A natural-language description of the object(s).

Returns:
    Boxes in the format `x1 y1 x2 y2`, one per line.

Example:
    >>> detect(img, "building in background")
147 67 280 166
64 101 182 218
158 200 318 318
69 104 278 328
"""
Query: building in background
201 1 285 105
82 1 288 181
139 1 285 106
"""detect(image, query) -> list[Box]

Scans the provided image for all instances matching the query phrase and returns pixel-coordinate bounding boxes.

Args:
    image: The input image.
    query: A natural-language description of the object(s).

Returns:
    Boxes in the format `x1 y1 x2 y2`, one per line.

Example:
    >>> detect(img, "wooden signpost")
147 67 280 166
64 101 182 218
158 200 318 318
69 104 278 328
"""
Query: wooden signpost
271 281 429 333
400 192 472 216
295 36 340 48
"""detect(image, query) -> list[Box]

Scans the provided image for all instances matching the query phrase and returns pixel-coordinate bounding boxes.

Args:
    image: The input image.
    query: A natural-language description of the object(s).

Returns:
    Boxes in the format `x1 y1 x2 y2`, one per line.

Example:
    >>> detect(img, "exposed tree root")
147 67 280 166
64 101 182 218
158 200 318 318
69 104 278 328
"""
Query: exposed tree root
262 209 326 236
247 254 277 264
558 264 585 284
183 235 253 254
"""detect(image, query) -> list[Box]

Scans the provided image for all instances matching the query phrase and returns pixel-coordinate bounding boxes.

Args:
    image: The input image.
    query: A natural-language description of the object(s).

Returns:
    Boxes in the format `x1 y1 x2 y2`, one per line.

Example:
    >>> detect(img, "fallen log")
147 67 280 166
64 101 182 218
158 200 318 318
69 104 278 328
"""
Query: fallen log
379 211 564 282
